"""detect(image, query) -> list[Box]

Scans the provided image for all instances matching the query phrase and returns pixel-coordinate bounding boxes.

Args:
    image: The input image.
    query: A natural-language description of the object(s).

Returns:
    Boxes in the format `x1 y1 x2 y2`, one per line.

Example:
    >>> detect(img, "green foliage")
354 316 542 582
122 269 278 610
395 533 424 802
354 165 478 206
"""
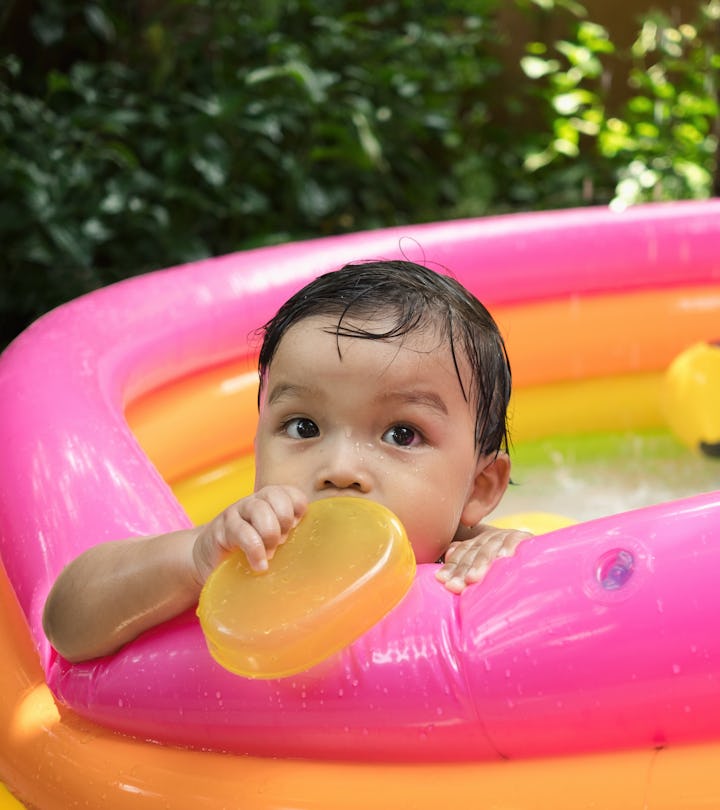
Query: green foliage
1 0 718 346
605 2 719 206
1 0 505 341
519 0 719 208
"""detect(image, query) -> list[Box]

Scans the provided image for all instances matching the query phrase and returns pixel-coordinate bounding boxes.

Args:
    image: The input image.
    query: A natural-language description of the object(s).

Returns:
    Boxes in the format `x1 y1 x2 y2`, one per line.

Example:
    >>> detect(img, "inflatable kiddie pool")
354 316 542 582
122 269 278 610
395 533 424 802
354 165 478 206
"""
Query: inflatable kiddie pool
2 201 720 809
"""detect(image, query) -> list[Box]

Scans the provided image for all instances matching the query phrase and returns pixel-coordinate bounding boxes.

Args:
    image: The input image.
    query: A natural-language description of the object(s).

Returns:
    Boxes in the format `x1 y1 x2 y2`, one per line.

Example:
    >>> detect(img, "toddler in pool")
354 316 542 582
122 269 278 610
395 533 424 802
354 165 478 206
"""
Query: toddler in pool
44 260 528 662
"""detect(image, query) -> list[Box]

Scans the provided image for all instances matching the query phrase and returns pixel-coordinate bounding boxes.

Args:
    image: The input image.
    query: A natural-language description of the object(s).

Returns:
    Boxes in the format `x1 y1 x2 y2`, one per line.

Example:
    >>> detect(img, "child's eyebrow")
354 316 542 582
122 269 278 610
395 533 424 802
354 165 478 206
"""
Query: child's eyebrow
267 382 318 405
378 390 449 416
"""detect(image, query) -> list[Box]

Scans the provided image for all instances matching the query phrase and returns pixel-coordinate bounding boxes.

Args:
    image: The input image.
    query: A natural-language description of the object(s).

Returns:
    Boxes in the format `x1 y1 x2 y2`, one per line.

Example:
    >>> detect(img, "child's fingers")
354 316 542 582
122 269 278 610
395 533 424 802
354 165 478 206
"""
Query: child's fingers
253 485 308 540
221 503 278 571
497 529 532 556
437 548 486 593
436 529 532 593
195 486 309 580
244 486 308 561
435 543 480 592
193 514 267 581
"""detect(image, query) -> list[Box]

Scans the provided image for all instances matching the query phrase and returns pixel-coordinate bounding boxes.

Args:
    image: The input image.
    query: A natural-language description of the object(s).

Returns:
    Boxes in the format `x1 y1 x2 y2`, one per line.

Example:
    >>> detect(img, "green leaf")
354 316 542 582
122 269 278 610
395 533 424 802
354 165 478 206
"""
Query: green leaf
520 55 560 79
30 13 64 46
245 61 331 104
84 5 116 43
552 88 597 114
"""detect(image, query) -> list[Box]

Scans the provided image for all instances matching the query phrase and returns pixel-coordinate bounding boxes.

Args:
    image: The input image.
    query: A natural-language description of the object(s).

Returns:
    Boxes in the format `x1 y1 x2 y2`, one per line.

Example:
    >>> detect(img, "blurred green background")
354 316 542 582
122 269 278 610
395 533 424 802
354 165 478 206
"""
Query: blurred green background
1 0 718 347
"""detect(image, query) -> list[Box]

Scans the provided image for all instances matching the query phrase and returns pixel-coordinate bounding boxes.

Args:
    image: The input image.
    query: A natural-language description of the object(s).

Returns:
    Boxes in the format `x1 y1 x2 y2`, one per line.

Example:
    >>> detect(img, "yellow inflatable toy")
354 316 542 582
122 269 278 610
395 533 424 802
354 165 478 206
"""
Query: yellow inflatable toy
662 342 720 457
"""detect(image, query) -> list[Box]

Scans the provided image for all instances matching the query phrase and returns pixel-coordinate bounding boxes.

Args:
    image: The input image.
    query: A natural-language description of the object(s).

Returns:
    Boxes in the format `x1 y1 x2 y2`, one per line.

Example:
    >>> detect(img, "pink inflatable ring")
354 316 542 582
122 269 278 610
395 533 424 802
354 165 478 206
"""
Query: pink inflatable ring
2 201 720 808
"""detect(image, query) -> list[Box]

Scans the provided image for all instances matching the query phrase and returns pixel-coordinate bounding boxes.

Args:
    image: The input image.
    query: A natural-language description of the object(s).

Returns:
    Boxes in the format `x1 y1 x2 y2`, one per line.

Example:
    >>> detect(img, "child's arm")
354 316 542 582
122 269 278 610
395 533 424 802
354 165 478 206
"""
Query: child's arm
42 485 307 662
435 524 531 594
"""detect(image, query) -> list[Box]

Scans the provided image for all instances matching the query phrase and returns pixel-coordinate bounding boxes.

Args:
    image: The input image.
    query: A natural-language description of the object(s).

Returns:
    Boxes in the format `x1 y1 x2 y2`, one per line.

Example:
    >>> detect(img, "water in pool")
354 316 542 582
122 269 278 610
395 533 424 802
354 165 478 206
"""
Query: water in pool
494 430 720 524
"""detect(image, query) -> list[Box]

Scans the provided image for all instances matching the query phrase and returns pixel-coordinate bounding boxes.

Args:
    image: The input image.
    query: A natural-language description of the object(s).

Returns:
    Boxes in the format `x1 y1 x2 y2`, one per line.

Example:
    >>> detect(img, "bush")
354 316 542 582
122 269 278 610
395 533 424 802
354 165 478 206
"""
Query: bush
1 0 717 346
518 0 719 208
1 0 512 343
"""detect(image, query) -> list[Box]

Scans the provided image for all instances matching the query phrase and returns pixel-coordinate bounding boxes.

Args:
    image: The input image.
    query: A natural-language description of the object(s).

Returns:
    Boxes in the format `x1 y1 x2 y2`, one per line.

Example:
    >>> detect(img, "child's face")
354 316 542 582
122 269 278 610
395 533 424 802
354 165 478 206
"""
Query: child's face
254 316 504 562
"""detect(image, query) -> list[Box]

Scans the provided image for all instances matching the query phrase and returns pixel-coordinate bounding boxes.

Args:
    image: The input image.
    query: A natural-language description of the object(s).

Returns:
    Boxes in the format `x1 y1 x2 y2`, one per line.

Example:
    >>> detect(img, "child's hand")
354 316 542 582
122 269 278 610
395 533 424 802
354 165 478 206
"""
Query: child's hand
192 485 307 583
435 524 531 594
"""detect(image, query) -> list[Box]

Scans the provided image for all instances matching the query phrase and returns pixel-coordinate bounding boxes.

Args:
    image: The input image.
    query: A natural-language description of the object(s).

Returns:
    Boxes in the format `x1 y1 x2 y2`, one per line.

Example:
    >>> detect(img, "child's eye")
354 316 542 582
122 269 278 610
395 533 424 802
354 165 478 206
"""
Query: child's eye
382 425 420 447
284 417 319 439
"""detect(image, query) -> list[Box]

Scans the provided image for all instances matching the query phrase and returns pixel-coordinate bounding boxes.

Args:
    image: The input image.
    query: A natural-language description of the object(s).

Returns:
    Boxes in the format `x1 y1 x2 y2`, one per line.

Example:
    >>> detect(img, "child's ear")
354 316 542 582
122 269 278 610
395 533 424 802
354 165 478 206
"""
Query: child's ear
460 452 511 528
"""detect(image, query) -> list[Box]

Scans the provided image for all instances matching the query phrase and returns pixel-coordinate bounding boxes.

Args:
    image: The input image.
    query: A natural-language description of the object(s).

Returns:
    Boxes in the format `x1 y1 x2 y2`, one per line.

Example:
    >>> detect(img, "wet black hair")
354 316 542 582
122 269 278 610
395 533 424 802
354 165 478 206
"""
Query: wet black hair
257 260 512 456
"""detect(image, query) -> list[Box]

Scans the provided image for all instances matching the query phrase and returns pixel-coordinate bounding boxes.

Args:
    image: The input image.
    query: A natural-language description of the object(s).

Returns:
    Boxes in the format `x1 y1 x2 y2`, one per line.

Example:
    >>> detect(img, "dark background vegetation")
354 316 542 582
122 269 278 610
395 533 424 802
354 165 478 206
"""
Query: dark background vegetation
1 0 718 347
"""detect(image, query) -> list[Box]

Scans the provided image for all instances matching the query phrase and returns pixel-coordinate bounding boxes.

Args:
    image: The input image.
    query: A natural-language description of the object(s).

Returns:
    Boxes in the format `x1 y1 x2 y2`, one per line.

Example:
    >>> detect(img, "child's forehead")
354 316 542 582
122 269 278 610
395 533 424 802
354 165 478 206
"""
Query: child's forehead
275 310 451 349
266 314 473 394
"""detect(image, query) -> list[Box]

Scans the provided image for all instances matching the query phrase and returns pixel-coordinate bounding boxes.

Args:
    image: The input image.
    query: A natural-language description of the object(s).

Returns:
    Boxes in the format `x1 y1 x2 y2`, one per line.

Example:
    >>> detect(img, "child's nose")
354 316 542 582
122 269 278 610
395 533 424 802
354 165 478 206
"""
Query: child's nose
315 437 371 493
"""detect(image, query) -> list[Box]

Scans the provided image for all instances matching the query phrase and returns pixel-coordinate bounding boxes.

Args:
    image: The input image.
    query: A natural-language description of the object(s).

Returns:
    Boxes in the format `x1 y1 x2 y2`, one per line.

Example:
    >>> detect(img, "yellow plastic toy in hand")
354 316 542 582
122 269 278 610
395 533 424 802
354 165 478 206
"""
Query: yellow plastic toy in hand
197 497 416 678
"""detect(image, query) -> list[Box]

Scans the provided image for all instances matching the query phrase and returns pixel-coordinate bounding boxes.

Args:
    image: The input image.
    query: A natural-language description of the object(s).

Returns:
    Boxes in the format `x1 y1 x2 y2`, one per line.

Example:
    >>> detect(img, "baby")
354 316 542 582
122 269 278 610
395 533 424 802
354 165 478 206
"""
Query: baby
44 260 528 662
